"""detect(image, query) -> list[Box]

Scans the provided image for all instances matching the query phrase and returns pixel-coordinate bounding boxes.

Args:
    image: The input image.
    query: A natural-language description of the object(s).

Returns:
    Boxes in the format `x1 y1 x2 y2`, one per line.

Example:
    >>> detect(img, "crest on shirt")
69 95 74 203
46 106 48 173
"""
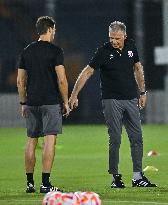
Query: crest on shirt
110 54 114 59
128 50 133 57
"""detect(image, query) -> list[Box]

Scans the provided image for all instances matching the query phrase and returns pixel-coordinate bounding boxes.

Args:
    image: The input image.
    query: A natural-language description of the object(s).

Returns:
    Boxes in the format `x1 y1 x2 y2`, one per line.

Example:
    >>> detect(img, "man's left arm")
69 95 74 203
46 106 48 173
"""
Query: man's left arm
134 62 147 109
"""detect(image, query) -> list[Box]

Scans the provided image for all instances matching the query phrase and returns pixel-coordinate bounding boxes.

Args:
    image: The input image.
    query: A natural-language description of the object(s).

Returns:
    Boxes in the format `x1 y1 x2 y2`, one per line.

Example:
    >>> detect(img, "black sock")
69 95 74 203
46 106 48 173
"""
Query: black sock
42 173 50 186
26 173 34 184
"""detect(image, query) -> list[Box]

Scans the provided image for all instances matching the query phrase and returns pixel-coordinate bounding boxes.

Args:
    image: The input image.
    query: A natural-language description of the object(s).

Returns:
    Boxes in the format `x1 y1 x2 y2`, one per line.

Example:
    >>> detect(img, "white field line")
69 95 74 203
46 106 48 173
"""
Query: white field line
0 199 41 202
103 200 168 205
0 199 168 204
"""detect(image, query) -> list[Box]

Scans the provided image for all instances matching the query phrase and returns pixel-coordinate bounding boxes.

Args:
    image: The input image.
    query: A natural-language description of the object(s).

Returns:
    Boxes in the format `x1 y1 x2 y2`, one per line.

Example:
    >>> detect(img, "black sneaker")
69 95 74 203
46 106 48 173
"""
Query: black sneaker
40 182 63 193
111 174 125 188
132 173 157 187
26 182 36 193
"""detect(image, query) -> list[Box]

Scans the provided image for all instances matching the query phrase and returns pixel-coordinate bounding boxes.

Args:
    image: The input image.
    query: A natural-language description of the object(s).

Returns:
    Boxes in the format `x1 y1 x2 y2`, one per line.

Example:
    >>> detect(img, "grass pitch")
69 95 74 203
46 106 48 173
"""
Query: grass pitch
0 124 168 205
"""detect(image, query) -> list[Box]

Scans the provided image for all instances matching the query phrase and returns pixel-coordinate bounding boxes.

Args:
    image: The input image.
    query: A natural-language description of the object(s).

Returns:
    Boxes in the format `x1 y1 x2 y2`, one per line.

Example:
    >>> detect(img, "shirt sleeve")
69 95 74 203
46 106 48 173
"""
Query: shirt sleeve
17 51 26 70
54 48 64 66
89 48 103 70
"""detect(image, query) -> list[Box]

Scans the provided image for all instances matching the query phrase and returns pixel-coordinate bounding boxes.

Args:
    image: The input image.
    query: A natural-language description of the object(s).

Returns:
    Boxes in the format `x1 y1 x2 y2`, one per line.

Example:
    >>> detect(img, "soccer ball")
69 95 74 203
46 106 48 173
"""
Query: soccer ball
42 191 62 205
42 191 101 205
76 192 101 205
42 192 81 205
60 192 81 205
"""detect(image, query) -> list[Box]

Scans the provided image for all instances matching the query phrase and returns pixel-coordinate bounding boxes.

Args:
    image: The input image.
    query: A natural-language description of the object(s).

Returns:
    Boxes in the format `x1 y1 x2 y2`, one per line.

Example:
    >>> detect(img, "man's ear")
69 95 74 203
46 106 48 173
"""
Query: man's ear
124 34 127 40
47 27 52 33
48 27 52 33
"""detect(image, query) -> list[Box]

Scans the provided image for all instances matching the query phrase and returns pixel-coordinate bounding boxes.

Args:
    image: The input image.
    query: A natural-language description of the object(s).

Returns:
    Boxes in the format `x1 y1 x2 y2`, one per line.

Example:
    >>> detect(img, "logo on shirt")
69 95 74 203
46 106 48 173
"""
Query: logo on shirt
128 50 133 57
110 54 114 59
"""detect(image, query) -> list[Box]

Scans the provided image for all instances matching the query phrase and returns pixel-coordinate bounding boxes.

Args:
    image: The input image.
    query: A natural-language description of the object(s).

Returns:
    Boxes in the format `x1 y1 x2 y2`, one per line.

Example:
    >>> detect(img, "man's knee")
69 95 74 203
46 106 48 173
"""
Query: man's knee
129 134 143 147
26 138 38 150
109 135 121 148
44 135 57 147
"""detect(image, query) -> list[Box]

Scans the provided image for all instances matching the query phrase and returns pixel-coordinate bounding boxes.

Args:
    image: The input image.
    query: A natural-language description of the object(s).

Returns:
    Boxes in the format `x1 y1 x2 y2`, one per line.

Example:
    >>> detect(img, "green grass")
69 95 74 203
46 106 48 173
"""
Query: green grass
0 125 168 205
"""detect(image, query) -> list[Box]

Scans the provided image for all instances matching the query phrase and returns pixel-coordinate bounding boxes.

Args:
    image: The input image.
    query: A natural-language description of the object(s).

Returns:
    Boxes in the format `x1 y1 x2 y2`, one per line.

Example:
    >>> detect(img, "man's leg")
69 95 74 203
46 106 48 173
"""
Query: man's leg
102 99 125 188
40 135 63 192
42 135 56 185
103 99 123 174
124 99 157 187
123 99 143 173
25 105 43 193
40 104 62 193
25 137 38 193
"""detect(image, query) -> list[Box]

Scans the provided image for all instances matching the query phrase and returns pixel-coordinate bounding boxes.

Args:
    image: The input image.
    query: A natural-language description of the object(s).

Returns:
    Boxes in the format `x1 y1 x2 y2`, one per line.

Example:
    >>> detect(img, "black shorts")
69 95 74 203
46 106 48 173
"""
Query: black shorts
25 104 62 138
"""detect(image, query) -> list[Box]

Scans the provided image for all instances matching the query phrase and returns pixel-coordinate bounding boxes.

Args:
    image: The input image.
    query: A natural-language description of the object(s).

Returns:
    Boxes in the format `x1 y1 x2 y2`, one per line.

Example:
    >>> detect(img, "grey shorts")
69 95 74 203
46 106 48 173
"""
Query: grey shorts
25 104 62 138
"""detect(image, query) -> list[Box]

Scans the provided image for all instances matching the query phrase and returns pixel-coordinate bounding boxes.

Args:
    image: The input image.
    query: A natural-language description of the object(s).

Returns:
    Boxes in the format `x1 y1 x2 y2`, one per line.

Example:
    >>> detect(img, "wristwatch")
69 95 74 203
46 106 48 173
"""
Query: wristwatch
20 102 27 105
140 91 147 96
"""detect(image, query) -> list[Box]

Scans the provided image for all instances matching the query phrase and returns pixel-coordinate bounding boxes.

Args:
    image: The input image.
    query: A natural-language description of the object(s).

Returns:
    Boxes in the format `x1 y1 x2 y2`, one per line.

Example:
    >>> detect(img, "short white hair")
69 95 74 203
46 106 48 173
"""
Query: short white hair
109 21 126 35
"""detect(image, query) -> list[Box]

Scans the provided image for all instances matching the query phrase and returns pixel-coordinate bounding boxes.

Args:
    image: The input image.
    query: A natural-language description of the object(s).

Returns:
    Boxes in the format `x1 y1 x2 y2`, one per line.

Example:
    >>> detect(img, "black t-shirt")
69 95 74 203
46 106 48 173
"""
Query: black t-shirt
89 39 139 100
18 41 64 105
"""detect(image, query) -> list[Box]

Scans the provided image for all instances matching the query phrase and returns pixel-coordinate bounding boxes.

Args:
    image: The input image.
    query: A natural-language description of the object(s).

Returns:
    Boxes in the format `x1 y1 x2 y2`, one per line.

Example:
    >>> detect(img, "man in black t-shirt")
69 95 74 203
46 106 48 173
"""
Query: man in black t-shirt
17 16 70 193
69 21 156 188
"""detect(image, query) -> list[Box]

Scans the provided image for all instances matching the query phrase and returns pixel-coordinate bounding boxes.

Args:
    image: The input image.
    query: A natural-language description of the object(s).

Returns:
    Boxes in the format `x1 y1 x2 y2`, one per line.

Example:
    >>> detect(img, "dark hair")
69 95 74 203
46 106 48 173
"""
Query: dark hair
36 16 56 35
109 21 126 34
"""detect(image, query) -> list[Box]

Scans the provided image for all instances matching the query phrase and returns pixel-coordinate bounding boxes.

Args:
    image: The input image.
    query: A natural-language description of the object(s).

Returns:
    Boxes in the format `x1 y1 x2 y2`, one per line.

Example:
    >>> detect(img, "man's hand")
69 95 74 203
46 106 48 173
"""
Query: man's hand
68 65 94 110
139 95 147 109
63 102 71 117
69 94 78 110
21 105 28 118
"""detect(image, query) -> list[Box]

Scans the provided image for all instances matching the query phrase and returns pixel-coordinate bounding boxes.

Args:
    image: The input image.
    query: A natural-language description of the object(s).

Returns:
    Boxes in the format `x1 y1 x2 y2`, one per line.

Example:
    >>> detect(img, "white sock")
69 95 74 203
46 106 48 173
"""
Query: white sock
133 172 142 180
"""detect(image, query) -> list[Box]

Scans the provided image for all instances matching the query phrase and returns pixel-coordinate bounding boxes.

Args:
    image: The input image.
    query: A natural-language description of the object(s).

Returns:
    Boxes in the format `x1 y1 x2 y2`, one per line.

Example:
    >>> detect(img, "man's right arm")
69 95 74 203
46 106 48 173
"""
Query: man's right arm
17 68 28 117
55 65 70 117
69 65 94 109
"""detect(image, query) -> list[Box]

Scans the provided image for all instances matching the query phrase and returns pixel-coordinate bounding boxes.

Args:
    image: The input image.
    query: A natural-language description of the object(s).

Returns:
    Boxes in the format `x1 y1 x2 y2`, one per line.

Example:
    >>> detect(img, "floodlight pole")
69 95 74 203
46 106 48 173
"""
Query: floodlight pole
153 0 168 122
163 0 168 46
163 0 168 122
133 0 145 64
134 0 146 121
45 0 56 18
45 0 57 42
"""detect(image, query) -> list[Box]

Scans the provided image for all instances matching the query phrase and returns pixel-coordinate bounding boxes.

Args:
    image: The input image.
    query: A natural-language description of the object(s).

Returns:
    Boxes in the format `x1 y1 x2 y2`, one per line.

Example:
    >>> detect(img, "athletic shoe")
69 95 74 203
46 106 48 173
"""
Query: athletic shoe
26 182 36 193
132 173 157 187
40 182 63 193
111 174 125 188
